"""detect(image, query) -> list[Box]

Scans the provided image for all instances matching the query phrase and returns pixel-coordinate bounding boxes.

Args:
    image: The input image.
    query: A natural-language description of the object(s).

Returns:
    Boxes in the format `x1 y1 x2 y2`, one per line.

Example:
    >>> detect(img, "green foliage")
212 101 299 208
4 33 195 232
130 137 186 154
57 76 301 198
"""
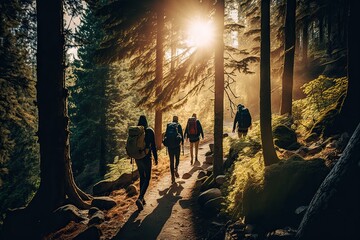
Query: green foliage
292 75 347 135
0 0 39 222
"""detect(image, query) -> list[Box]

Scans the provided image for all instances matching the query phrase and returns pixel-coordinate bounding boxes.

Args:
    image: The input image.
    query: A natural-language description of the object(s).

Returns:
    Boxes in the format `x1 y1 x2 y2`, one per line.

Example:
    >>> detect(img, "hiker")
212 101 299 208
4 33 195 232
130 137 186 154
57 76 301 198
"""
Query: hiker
134 115 158 211
184 113 204 165
232 104 252 138
163 115 184 184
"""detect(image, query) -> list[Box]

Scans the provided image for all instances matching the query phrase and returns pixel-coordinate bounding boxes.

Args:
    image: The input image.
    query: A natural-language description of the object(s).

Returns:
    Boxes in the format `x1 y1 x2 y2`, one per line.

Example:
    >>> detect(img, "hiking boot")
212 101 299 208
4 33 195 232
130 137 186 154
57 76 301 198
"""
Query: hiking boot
136 199 144 211
175 169 179 178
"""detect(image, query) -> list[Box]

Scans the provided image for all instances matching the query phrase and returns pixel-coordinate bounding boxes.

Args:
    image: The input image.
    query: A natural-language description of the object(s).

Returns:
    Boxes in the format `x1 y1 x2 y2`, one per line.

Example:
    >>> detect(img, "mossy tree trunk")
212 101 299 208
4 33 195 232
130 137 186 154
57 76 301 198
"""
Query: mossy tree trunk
260 0 279 166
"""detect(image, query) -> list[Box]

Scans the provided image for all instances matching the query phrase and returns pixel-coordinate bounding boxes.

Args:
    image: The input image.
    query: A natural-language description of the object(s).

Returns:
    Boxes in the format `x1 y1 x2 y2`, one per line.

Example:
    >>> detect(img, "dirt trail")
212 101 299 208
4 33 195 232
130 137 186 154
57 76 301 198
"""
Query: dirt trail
111 141 214 240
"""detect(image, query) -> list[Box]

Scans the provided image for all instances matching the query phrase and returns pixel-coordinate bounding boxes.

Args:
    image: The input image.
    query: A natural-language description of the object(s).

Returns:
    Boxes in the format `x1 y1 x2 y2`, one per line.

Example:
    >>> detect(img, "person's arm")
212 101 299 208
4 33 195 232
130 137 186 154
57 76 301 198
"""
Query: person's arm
184 122 188 139
179 124 184 144
233 112 238 132
198 121 204 139
146 128 158 164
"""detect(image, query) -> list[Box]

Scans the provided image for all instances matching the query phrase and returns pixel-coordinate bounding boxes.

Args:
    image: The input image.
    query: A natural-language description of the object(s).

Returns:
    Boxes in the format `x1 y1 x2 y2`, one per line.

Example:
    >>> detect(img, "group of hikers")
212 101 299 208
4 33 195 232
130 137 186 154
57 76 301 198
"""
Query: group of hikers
126 104 252 211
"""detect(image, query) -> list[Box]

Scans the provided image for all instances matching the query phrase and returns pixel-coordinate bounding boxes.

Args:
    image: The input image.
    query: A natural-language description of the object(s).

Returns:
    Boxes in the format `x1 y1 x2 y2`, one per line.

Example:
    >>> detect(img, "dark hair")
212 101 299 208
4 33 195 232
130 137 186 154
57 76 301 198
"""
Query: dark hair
137 115 148 128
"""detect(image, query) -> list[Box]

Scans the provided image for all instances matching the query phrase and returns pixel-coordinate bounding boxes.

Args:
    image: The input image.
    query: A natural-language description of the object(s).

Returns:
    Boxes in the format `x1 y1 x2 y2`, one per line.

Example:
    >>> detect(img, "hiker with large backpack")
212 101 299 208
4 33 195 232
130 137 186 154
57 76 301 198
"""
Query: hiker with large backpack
232 104 252 138
126 115 158 211
162 115 184 184
184 113 204 165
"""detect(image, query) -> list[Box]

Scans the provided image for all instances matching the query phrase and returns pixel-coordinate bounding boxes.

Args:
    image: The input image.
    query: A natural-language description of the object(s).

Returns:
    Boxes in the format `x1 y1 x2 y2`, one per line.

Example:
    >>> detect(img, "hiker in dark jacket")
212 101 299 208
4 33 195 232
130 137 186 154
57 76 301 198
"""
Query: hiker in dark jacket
184 113 204 165
135 115 158 211
232 104 252 138
164 115 184 184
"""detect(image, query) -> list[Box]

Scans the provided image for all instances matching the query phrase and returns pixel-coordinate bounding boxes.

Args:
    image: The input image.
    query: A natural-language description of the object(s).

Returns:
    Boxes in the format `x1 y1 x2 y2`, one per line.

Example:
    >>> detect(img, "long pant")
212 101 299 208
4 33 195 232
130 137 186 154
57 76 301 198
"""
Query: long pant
135 157 152 200
168 146 180 179
190 140 200 160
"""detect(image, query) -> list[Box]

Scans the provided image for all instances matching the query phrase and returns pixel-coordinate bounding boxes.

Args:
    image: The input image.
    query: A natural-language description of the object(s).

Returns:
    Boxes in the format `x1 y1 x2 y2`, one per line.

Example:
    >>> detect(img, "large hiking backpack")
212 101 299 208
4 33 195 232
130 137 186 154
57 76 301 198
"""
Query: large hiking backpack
187 117 198 135
163 122 182 148
126 126 146 159
237 105 252 129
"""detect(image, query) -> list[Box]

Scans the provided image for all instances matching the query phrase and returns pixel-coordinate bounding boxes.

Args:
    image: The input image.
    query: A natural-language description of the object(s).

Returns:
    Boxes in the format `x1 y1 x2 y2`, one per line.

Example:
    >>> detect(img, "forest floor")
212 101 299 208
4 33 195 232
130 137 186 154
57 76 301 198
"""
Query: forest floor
49 136 226 240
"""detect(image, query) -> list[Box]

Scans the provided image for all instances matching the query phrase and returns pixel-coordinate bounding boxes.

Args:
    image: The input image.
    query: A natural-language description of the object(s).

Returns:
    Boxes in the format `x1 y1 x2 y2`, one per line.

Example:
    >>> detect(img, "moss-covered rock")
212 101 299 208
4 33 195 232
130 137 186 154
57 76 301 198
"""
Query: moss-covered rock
243 157 330 228
273 125 299 150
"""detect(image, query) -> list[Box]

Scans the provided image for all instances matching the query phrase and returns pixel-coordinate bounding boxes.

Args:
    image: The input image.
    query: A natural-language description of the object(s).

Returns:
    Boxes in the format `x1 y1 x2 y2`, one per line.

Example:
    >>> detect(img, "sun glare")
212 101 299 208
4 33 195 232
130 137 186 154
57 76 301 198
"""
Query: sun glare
186 19 215 48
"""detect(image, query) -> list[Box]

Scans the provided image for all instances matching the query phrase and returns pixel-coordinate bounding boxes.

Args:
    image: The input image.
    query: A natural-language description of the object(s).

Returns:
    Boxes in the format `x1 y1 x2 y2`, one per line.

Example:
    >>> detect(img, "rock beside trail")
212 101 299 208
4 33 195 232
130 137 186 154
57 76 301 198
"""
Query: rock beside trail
50 204 85 231
198 188 222 207
91 196 116 210
92 171 139 196
73 225 102 240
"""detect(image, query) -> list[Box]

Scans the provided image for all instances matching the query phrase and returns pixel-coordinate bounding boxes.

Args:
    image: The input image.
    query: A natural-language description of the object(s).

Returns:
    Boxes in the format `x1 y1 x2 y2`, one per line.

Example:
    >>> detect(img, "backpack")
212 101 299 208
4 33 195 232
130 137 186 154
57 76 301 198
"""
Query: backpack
187 117 198 135
126 126 146 159
163 122 182 148
237 106 251 129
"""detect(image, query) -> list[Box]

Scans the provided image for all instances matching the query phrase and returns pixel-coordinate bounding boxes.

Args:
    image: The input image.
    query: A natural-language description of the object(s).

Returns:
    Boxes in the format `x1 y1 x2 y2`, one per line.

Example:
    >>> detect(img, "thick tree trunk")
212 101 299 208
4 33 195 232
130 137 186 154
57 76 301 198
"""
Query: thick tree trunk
213 0 225 177
280 0 296 115
155 2 164 150
260 0 279 166
338 1 360 135
295 123 360 240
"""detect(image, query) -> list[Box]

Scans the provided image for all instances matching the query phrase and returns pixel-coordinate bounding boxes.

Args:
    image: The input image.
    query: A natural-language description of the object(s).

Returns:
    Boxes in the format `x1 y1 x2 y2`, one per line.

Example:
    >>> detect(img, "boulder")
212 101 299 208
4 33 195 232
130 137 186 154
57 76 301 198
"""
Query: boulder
198 188 222 207
74 225 102 240
91 197 116 210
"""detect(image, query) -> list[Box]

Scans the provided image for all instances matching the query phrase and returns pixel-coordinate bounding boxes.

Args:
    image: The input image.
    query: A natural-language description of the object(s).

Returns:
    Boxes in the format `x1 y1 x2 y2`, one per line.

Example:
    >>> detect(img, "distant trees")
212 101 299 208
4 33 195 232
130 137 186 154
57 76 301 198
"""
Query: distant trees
69 6 109 182
0 0 39 221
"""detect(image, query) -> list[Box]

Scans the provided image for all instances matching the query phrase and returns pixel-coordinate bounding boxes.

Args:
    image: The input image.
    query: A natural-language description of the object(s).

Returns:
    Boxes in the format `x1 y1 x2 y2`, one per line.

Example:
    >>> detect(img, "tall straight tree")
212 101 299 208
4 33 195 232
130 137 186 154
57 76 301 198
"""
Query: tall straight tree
338 0 360 135
260 0 279 166
28 0 90 214
3 2 91 237
155 0 164 150
280 0 296 115
213 0 225 177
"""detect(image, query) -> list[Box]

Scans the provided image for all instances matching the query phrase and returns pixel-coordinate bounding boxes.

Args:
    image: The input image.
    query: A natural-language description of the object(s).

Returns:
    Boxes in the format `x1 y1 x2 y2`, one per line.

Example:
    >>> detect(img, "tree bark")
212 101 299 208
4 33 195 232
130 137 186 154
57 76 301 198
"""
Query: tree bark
295 123 360 240
280 0 296 115
155 1 164 150
260 0 279 166
302 15 309 68
213 0 225 177
338 1 360 135
26 0 90 218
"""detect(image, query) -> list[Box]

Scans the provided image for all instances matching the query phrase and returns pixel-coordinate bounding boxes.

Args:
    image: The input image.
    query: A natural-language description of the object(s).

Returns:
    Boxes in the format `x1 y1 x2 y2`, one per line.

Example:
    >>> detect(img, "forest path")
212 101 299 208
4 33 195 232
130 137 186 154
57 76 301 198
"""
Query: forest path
111 140 215 240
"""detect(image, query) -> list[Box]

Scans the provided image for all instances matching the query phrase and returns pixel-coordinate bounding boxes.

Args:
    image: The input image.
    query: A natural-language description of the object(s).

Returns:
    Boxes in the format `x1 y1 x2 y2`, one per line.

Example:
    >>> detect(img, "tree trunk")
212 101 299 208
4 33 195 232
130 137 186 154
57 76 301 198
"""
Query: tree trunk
295 123 360 240
260 0 279 166
213 0 225 178
338 0 360 135
280 0 296 115
302 16 309 68
155 2 164 150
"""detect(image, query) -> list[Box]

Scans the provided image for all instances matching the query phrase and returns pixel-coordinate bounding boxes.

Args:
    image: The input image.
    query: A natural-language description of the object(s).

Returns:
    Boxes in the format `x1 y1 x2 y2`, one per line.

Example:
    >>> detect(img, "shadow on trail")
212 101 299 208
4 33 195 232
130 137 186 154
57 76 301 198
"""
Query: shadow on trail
112 183 184 240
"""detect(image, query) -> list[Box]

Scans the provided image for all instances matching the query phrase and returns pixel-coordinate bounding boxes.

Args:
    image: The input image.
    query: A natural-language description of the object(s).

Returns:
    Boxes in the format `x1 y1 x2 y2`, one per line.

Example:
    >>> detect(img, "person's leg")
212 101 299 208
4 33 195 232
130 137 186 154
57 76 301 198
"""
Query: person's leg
138 157 152 201
190 141 194 164
135 159 146 210
135 159 145 196
194 140 199 161
168 148 175 183
174 146 180 177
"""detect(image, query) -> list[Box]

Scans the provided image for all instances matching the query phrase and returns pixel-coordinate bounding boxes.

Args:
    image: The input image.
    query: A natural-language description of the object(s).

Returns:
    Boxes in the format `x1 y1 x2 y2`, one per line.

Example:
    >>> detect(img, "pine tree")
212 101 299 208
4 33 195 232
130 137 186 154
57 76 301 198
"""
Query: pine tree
69 6 109 183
